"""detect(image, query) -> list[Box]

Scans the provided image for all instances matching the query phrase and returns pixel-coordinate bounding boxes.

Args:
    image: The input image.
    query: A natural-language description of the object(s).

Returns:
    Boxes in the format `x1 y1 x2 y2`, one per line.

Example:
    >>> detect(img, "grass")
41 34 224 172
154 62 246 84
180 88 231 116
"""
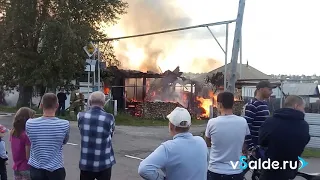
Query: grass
302 148 320 158
0 105 207 126
0 105 21 113
0 105 42 114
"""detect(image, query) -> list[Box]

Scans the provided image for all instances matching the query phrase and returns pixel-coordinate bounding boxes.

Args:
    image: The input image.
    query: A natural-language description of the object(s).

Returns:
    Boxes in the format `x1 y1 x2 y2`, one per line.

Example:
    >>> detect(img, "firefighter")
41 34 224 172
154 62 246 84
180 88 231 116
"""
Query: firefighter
70 88 84 116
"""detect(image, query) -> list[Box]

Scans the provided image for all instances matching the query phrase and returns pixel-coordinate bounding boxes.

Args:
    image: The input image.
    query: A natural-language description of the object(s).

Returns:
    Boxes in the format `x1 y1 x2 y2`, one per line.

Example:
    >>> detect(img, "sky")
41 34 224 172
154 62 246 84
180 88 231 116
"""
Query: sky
107 0 320 75
175 0 320 75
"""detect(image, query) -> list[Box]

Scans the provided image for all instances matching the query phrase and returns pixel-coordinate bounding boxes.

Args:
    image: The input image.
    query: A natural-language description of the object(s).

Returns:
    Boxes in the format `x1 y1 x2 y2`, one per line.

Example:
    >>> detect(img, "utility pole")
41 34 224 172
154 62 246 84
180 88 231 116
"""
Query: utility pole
227 0 246 93
97 43 101 91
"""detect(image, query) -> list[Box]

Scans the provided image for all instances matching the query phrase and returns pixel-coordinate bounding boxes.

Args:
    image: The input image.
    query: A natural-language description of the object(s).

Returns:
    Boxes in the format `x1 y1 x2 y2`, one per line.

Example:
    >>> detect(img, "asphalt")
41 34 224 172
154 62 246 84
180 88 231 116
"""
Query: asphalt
0 115 319 180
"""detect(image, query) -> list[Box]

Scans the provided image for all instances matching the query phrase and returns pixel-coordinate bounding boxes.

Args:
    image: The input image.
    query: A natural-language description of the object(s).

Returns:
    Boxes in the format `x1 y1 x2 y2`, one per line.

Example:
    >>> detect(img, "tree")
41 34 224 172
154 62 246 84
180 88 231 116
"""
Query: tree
205 72 224 93
0 0 128 107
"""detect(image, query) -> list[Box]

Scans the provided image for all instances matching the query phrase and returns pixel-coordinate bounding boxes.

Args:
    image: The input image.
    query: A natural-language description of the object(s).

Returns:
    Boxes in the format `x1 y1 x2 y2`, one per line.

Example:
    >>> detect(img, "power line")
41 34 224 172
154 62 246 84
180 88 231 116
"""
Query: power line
93 19 236 43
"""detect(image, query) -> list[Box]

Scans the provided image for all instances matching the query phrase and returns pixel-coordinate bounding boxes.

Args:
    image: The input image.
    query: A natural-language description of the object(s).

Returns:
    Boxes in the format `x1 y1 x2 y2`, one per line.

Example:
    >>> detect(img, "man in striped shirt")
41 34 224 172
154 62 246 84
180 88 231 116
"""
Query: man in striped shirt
244 81 273 178
26 93 70 180
244 81 274 150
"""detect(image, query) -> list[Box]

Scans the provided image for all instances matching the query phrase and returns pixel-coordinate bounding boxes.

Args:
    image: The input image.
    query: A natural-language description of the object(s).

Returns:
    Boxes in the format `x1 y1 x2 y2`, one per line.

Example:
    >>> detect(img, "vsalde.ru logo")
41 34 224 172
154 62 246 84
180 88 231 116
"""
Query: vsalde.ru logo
230 156 308 170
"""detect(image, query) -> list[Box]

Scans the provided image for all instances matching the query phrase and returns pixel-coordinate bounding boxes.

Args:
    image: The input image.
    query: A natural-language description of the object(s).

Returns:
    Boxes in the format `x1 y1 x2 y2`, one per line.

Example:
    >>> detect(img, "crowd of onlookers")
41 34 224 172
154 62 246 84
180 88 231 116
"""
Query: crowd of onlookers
138 80 310 180
0 80 311 180
0 91 115 180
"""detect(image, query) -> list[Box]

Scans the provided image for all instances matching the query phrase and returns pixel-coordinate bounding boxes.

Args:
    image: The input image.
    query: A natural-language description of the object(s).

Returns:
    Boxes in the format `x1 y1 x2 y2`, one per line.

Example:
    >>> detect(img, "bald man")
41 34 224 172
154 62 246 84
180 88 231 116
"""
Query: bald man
258 95 310 180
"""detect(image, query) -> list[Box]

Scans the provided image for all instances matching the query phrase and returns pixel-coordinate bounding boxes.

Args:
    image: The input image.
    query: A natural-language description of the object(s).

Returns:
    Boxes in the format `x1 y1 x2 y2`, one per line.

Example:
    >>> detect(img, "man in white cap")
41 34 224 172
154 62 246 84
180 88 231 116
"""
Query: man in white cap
138 107 207 180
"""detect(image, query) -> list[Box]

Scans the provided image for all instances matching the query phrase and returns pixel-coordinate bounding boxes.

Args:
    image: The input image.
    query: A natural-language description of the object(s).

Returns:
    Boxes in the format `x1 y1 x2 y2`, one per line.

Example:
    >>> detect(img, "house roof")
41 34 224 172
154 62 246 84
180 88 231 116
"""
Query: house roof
193 63 271 83
282 83 319 96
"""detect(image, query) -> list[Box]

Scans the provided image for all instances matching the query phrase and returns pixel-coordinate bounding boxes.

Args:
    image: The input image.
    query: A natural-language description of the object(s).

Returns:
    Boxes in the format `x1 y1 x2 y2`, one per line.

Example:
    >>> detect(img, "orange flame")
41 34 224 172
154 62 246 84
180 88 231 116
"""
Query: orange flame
104 87 110 95
197 91 241 118
196 91 217 118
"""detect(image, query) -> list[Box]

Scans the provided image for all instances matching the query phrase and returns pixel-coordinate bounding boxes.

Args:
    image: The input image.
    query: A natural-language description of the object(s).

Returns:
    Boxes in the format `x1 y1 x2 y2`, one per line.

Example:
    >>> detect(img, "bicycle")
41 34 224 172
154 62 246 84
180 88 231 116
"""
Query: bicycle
242 146 320 180
242 146 260 180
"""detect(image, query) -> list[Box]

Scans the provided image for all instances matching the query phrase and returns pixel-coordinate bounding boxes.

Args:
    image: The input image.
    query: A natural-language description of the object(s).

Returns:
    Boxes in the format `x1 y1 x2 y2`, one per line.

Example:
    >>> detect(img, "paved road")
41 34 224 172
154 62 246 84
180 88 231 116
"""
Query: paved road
0 115 205 180
0 115 319 180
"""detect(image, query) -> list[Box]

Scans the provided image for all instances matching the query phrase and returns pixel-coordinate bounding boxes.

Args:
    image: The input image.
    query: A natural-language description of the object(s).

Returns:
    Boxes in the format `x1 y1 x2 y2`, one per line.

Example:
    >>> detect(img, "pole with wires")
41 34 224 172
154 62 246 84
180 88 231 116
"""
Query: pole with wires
227 0 246 93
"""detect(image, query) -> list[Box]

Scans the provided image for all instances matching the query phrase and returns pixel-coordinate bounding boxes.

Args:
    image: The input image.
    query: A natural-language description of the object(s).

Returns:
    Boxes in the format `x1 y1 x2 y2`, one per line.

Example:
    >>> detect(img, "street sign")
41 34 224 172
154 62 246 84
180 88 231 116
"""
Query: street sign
83 42 97 58
85 59 97 72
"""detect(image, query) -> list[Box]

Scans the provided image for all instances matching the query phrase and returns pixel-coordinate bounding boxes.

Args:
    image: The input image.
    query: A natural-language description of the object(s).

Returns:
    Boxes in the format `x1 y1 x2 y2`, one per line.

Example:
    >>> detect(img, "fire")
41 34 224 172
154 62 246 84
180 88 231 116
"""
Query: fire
196 91 217 118
196 97 213 117
104 87 110 95
196 91 242 118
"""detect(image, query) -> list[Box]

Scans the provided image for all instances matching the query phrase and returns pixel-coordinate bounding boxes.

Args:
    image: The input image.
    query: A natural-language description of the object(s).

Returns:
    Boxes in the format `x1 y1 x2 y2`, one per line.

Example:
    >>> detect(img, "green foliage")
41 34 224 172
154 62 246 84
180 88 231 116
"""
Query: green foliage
0 0 128 100
302 148 320 158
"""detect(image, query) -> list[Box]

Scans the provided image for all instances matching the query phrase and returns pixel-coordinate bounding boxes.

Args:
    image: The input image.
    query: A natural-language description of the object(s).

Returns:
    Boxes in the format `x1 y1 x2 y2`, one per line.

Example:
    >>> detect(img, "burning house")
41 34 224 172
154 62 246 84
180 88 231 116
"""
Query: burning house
102 66 231 119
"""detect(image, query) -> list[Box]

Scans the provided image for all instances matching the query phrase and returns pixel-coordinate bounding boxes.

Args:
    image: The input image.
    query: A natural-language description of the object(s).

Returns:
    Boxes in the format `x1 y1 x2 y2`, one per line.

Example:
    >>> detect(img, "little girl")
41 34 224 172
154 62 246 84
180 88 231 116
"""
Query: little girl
10 107 35 180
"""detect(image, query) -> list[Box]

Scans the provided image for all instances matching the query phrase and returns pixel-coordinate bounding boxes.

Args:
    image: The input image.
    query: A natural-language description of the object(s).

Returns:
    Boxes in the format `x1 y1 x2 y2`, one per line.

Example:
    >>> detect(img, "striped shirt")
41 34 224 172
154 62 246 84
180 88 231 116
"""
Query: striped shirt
26 117 70 172
244 98 270 149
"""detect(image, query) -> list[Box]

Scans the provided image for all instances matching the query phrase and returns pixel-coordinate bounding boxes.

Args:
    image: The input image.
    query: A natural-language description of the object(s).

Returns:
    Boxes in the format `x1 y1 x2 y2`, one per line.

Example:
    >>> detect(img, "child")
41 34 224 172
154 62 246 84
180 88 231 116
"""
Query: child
0 124 8 180
10 107 35 180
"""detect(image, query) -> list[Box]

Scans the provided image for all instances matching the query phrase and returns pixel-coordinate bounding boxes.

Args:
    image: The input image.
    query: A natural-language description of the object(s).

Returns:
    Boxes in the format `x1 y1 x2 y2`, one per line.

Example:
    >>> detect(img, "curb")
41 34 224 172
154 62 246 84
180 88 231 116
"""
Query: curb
0 113 14 117
0 112 43 117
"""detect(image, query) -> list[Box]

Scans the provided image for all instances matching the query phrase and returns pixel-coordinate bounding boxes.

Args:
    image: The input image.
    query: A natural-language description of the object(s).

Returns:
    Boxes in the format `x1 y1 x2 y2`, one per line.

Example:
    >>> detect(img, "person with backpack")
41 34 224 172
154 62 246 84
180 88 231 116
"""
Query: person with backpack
243 80 273 179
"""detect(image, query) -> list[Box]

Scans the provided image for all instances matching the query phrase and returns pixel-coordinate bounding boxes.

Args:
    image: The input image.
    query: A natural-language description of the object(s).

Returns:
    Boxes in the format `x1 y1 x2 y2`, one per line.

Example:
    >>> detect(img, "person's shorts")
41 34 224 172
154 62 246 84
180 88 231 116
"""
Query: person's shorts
14 170 31 180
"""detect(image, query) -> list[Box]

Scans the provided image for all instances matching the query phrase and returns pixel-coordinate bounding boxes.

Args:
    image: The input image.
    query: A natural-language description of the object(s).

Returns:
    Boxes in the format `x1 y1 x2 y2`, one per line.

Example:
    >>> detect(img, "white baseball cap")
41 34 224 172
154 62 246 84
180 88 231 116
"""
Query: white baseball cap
167 107 191 127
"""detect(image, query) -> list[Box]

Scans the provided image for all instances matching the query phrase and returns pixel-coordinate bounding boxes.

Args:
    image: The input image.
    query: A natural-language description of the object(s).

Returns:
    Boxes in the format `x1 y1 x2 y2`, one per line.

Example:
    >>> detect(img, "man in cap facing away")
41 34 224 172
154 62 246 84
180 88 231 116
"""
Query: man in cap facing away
138 107 207 180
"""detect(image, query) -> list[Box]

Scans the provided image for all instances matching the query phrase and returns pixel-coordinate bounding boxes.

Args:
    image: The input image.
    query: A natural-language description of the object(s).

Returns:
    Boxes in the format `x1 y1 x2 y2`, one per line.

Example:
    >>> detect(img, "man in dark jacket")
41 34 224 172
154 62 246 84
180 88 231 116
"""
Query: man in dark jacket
57 88 67 116
259 95 310 180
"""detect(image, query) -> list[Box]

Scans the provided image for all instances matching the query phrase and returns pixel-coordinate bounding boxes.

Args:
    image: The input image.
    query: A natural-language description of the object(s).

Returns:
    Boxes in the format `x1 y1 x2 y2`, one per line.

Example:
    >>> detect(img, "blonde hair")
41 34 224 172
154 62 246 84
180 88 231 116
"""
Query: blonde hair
284 95 305 108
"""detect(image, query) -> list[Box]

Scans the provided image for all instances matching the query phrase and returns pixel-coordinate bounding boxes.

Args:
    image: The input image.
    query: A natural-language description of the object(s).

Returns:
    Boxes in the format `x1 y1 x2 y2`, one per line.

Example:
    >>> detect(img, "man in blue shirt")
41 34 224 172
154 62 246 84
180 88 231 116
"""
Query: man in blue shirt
138 107 207 180
78 91 115 180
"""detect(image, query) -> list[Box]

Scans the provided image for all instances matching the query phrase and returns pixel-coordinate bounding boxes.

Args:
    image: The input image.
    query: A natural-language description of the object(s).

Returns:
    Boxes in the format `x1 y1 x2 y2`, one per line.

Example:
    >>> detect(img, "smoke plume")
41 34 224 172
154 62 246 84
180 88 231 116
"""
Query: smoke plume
109 0 222 73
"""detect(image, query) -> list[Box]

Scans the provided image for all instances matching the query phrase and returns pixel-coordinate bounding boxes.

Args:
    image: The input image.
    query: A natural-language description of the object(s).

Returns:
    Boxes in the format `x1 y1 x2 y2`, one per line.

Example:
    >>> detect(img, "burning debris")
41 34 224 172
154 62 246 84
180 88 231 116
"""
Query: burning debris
145 66 189 107
105 66 244 119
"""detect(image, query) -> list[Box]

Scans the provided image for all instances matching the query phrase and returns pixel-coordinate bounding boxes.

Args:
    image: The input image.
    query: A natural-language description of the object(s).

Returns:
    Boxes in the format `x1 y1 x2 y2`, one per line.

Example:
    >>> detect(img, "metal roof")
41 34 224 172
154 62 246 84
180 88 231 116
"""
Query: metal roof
282 83 319 96
192 63 270 83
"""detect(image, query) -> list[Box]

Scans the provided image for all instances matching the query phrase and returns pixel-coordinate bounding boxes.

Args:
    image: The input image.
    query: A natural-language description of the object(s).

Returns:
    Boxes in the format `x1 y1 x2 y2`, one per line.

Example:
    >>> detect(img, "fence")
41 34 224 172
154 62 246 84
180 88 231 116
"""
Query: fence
305 113 320 149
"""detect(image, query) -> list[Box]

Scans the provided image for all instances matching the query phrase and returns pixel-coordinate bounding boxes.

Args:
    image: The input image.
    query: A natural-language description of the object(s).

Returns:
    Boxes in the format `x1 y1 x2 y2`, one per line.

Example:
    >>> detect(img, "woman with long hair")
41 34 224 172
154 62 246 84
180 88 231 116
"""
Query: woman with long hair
10 107 35 180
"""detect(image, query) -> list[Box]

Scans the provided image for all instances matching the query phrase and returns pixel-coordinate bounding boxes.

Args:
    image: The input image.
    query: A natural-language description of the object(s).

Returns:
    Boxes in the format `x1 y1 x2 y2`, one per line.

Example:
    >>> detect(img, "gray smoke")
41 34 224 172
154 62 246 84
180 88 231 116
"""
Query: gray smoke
112 0 223 73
